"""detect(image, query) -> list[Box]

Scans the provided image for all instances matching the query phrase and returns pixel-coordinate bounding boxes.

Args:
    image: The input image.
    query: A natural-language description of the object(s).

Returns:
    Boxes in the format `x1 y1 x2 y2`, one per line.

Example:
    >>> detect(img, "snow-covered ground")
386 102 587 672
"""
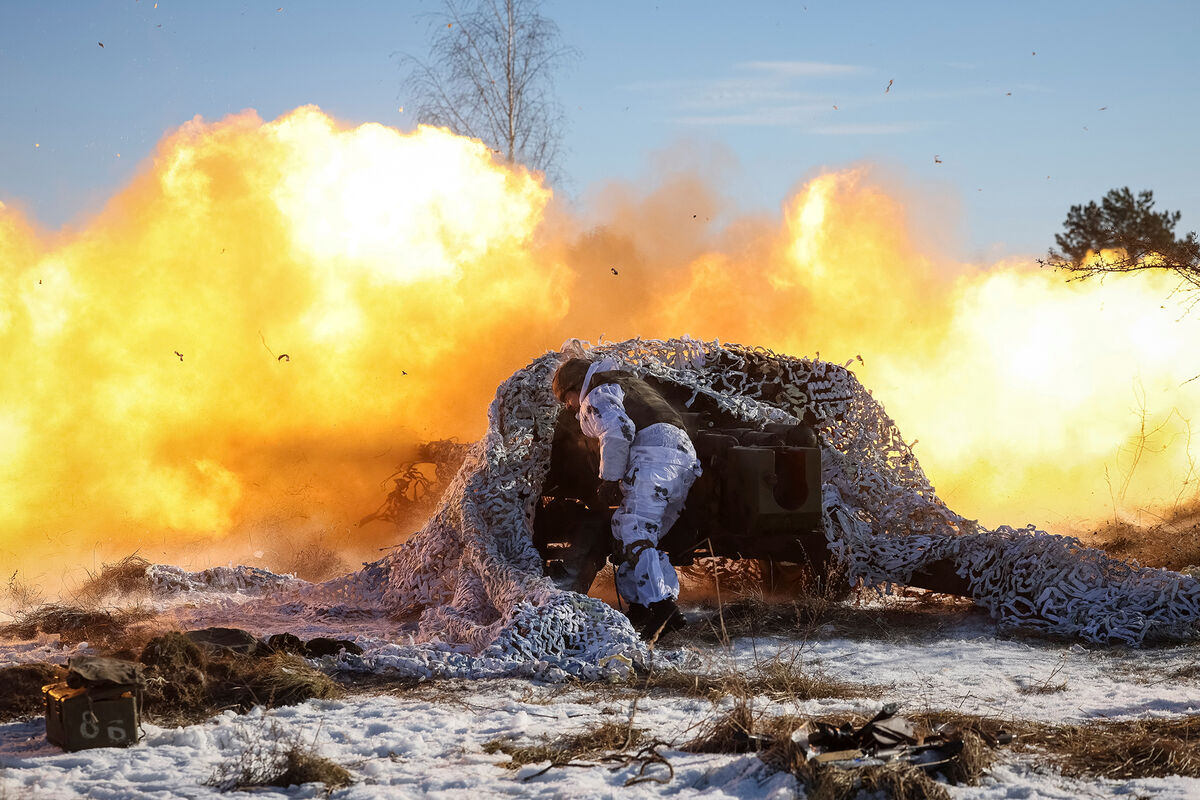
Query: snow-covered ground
3 597 1199 799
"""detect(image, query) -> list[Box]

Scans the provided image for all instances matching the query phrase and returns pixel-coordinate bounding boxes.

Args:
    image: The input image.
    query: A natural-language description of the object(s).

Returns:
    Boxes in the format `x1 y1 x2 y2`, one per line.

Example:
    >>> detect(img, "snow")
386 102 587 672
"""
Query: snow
3 596 1200 799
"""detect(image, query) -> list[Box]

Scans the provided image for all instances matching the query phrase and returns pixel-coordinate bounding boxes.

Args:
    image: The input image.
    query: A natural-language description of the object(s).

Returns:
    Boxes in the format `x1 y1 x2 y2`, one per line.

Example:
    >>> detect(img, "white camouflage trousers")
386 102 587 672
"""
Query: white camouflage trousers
612 423 702 605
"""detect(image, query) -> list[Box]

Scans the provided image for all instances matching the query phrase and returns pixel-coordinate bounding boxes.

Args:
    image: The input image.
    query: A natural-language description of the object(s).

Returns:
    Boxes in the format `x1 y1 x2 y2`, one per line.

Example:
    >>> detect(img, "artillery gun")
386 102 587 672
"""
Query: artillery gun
533 375 968 599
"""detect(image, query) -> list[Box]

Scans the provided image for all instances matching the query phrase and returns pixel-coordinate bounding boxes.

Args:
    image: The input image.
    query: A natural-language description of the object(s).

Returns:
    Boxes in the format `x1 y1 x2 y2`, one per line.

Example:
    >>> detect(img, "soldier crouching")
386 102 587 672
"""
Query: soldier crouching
552 357 702 641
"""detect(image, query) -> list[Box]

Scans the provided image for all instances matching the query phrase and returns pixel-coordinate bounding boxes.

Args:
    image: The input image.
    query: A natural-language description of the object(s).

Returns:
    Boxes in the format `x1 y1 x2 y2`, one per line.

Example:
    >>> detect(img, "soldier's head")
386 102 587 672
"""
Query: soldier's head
552 357 591 411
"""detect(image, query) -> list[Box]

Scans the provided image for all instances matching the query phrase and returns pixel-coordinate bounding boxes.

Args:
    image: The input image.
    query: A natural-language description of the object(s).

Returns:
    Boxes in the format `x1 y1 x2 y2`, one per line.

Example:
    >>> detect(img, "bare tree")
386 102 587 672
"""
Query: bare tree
400 0 576 179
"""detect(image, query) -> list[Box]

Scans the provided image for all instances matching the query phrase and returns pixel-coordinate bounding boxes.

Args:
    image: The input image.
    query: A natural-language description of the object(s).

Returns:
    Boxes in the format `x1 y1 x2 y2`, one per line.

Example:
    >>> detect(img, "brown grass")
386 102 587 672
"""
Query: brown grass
909 710 1200 781
0 604 156 648
74 554 152 603
685 706 957 799
684 705 1001 798
683 592 984 649
1170 664 1200 680
207 718 352 792
3 571 45 611
688 595 849 643
138 633 342 726
267 747 353 791
191 652 341 719
682 698 761 753
1031 715 1200 779
634 650 875 704
0 663 65 722
801 761 951 800
485 719 644 768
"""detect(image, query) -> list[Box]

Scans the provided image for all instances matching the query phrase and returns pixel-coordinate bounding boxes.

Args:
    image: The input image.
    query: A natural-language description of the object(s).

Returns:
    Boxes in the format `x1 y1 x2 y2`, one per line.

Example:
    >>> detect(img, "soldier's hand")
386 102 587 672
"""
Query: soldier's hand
595 479 623 508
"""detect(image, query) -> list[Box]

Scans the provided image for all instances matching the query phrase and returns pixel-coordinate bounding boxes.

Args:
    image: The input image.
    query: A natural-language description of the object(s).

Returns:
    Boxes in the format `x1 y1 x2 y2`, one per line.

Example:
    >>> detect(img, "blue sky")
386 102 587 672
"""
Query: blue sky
2 0 1197 260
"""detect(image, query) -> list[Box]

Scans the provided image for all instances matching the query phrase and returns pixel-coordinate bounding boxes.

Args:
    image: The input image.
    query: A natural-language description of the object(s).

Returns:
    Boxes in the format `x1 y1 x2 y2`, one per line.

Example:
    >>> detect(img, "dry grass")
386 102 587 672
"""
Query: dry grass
0 604 156 648
686 707 956 799
682 698 761 753
1017 656 1069 695
686 706 995 799
750 651 877 701
484 719 645 768
0 663 65 722
819 599 987 643
207 718 351 793
74 554 152 603
3 571 45 611
909 710 1200 781
193 652 341 719
138 633 342 726
1017 681 1068 695
1031 715 1200 780
249 653 342 707
679 557 860 644
266 747 353 792
683 590 983 650
634 649 875 704
800 761 952 800
688 595 850 643
1169 664 1200 680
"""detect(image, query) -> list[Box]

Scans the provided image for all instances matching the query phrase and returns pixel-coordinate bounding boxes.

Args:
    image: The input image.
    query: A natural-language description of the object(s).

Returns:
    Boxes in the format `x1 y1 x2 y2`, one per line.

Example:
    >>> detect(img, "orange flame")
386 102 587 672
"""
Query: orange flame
1 107 569 585
2 106 1196 589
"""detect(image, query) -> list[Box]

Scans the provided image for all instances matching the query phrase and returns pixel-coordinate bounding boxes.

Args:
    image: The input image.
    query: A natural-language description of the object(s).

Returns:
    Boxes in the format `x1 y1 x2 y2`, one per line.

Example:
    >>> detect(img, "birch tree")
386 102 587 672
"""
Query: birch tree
401 0 576 178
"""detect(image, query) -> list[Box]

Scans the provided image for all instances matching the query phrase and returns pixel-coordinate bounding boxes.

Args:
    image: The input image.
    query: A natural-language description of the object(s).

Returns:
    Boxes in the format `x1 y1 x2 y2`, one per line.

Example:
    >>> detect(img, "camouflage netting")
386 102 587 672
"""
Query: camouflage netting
157 337 1200 678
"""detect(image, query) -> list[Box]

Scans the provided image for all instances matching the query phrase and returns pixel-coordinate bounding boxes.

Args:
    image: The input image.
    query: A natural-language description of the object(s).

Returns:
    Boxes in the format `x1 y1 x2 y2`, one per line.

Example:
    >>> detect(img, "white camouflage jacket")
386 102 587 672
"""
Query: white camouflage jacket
578 383 637 481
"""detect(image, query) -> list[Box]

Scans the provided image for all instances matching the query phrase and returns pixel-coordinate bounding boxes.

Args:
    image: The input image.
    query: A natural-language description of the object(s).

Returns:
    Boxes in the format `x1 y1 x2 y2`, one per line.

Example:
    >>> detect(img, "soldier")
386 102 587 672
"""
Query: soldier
551 357 702 640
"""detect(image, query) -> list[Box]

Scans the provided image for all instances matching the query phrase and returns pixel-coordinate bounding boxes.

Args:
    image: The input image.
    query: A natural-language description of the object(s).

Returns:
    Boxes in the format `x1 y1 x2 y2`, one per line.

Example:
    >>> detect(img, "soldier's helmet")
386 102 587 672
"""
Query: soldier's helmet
551 358 591 403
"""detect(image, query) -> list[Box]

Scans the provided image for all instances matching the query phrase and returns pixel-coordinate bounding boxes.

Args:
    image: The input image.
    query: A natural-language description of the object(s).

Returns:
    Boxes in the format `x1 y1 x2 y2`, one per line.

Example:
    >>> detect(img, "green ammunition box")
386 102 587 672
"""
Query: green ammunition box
43 682 140 751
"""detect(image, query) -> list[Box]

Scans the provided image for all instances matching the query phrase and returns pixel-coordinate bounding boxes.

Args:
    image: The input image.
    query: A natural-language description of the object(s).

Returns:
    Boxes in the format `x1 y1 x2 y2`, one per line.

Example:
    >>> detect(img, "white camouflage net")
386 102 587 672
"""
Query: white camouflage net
172 337 1198 680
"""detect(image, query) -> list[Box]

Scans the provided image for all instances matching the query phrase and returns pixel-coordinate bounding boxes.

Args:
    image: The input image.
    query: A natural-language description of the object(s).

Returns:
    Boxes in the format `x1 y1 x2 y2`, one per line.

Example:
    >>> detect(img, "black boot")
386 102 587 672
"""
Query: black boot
639 598 685 643
624 603 651 627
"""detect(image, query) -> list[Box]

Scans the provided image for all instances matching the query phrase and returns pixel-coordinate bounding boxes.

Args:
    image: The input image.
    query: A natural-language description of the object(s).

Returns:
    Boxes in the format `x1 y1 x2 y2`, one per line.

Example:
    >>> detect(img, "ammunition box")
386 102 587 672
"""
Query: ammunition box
43 682 140 751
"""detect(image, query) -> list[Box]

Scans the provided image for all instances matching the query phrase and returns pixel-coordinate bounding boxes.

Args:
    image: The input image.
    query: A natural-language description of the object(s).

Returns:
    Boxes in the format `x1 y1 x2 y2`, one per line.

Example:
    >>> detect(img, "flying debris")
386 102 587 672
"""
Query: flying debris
885 79 893 93
174 351 183 361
